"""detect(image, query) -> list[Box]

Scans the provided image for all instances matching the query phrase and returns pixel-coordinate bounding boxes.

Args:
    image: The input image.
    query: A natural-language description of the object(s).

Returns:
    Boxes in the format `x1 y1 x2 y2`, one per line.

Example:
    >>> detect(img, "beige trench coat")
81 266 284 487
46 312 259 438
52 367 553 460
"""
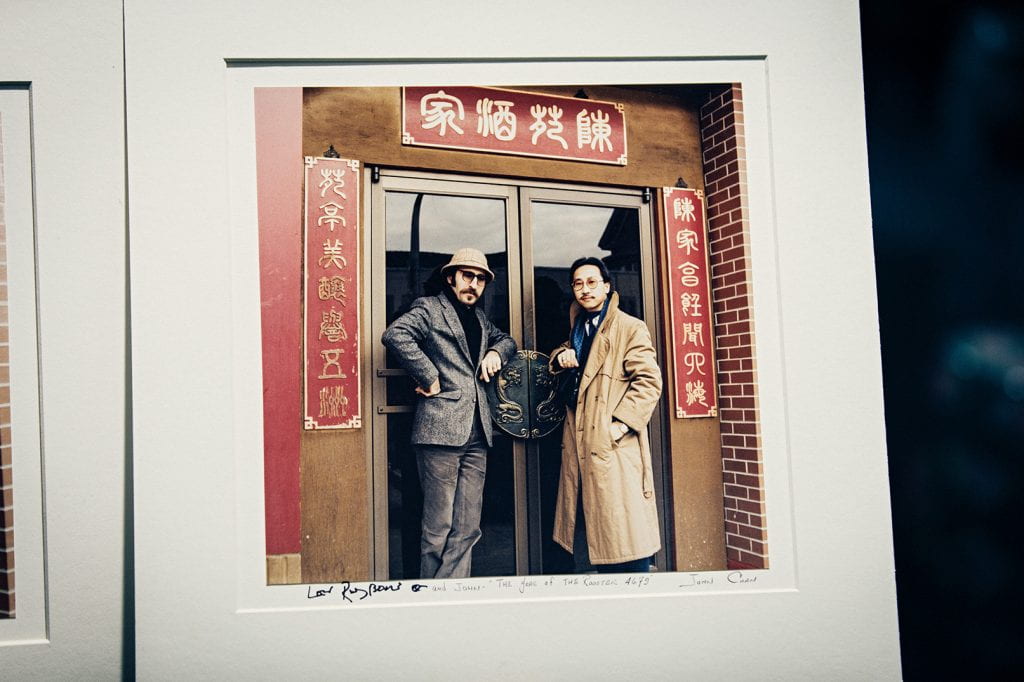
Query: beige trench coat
550 292 663 564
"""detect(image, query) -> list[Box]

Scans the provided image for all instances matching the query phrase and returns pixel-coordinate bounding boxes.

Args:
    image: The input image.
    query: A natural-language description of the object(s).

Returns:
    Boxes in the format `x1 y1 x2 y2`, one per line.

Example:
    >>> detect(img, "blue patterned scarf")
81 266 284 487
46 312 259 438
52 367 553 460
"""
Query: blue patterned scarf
565 297 610 405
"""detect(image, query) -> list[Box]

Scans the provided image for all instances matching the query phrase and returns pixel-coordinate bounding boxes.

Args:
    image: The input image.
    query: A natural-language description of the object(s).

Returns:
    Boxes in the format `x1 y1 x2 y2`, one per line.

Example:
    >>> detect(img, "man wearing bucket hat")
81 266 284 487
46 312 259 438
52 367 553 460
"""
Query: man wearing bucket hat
382 247 517 579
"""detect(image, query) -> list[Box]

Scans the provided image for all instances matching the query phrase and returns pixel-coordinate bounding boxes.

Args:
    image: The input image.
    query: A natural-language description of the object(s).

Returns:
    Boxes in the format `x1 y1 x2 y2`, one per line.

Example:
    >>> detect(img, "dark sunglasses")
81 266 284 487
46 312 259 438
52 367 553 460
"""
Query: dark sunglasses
457 269 489 285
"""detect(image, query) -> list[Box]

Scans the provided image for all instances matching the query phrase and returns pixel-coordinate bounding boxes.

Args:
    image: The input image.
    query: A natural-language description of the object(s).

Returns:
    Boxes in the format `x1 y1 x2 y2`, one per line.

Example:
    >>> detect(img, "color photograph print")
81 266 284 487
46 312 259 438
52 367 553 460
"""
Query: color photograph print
227 60 794 608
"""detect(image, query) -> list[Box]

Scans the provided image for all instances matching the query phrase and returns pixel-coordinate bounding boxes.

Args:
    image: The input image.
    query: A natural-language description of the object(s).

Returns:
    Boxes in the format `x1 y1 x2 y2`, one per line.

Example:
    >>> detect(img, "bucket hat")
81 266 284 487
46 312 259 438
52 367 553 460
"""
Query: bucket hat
441 247 495 281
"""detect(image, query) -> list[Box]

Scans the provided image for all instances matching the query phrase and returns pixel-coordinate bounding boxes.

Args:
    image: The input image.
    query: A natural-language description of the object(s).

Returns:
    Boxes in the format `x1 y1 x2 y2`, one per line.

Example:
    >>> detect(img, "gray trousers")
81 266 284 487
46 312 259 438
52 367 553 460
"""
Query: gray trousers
415 419 487 579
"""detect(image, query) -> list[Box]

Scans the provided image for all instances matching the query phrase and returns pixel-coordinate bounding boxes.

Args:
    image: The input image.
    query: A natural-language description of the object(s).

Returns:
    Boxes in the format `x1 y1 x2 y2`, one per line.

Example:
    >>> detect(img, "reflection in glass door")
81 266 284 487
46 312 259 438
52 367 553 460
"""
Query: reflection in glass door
371 171 664 579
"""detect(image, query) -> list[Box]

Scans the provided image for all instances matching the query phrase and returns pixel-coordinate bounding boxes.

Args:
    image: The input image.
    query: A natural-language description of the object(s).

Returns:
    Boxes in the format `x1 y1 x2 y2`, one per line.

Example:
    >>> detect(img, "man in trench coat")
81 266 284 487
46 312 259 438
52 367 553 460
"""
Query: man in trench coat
549 257 663 572
381 247 517 579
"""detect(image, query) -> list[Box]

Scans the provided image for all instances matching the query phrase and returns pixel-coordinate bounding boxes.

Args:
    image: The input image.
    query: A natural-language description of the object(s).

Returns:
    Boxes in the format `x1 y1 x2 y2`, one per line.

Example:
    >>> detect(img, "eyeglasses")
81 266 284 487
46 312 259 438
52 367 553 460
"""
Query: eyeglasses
457 269 489 285
571 277 606 292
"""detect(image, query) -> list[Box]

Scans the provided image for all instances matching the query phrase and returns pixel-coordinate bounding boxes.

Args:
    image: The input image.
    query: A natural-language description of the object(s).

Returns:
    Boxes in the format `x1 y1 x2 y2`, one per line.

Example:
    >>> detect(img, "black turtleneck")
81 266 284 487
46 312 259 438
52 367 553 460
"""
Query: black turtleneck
444 286 482 362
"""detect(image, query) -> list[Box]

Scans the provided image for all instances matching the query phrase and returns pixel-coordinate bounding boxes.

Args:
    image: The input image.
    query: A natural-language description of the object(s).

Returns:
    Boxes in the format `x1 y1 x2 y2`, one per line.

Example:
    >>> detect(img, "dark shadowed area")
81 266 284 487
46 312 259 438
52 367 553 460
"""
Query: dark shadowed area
861 1 1024 676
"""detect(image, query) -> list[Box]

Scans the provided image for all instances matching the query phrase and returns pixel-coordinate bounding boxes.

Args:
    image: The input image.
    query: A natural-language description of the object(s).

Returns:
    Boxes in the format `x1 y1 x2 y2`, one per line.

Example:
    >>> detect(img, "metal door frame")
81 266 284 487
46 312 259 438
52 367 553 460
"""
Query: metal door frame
368 168 667 578
519 185 668 572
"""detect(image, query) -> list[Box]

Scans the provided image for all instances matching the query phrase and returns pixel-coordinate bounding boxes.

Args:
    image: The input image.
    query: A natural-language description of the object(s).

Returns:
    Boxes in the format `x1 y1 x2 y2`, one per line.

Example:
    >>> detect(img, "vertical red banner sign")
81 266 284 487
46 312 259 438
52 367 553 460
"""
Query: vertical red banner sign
304 156 361 430
662 187 718 418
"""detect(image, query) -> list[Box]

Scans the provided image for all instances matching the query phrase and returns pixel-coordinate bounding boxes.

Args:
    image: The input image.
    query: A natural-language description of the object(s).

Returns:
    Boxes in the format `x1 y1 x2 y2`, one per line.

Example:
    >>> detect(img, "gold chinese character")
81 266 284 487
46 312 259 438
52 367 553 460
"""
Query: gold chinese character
318 385 349 418
683 351 707 376
678 261 700 288
318 348 348 379
680 292 702 317
318 168 347 199
673 196 696 222
685 380 709 407
318 275 351 305
683 322 704 346
676 228 699 254
319 240 348 270
317 202 347 231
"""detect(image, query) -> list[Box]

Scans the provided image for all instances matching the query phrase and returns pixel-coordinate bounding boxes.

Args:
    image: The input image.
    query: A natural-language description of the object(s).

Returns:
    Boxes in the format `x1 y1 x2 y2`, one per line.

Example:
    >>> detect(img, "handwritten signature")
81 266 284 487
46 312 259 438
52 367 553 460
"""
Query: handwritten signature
340 581 402 603
727 571 757 584
305 582 404 602
306 585 334 599
678 573 714 588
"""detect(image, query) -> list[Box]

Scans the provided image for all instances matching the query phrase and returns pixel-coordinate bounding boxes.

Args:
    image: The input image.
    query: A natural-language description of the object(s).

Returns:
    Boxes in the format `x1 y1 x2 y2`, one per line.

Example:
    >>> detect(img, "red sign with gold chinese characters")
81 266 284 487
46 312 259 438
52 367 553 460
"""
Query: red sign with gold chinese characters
662 187 718 418
304 156 361 429
402 86 627 165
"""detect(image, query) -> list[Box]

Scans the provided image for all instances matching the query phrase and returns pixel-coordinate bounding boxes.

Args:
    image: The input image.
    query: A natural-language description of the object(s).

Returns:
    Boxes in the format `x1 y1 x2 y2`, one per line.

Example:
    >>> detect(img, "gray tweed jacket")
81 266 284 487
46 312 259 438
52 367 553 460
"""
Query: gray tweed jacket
381 292 517 447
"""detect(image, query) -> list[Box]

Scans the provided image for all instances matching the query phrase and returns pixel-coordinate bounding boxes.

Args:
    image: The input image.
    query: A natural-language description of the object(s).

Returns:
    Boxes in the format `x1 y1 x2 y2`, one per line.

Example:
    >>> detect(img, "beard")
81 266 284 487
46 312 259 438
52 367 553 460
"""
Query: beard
447 281 481 307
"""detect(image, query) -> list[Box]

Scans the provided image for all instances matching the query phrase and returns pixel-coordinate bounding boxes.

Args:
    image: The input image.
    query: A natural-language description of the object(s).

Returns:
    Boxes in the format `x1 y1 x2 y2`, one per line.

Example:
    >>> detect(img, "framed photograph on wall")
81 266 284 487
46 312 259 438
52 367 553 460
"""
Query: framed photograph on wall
2 4 127 676
126 1 899 677
0 84 45 638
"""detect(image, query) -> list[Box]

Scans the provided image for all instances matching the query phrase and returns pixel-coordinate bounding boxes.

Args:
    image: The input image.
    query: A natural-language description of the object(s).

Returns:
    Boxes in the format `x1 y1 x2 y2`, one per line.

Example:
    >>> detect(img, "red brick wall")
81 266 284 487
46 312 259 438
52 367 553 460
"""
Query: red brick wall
0 114 13 616
700 85 768 570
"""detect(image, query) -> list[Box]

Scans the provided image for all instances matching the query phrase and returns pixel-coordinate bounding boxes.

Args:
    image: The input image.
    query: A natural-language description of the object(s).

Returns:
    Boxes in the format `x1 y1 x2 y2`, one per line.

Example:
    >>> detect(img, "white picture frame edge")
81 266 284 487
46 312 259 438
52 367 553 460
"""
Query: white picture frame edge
1 2 127 677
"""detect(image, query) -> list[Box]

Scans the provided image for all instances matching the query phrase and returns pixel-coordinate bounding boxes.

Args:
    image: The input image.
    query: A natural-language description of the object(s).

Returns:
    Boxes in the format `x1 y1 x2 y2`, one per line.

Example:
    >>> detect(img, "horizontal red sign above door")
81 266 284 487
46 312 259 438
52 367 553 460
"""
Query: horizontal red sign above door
402 86 627 165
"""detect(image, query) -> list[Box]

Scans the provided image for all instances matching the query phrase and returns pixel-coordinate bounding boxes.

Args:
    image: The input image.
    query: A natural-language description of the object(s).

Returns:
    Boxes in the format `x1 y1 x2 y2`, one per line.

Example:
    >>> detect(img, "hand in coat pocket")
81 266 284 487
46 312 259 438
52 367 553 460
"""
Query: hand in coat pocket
415 378 441 397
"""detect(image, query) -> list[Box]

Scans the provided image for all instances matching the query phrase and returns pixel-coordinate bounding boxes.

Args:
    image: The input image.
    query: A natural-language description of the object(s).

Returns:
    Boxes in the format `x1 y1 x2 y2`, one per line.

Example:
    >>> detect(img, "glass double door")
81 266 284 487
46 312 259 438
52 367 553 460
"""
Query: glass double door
370 170 665 579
